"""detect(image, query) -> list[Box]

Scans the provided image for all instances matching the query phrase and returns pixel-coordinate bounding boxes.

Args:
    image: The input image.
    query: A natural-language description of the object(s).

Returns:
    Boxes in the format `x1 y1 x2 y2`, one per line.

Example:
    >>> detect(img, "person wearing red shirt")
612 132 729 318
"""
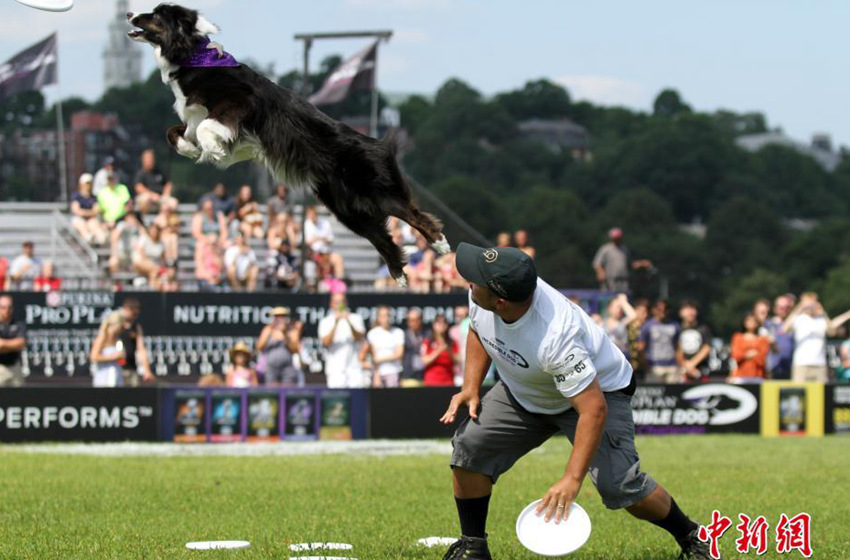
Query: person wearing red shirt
33 261 62 292
730 313 770 380
422 314 459 386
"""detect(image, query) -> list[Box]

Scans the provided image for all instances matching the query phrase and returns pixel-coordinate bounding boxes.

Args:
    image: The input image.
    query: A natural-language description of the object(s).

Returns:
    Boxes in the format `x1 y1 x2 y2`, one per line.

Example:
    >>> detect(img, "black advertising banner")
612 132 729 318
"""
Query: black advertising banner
174 390 205 442
320 391 352 440
631 384 760 435
0 388 158 442
210 391 242 443
284 391 318 440
779 387 807 435
247 391 280 442
826 385 850 435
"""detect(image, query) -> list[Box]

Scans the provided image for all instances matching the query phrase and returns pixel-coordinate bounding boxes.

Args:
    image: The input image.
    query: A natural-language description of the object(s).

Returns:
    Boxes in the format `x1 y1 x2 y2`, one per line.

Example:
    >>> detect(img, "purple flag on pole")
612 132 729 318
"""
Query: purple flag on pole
308 41 377 106
0 33 58 103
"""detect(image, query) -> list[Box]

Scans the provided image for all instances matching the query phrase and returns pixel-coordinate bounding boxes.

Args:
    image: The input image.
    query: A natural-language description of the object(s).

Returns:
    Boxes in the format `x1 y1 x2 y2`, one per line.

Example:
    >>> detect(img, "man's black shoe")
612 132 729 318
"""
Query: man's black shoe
442 536 492 560
677 528 719 560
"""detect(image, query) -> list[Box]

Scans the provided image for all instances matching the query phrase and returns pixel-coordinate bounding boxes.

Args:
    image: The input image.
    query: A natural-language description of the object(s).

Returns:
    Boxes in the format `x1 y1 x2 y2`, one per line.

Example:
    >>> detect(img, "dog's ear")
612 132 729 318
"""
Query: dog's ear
158 8 198 63
194 14 219 36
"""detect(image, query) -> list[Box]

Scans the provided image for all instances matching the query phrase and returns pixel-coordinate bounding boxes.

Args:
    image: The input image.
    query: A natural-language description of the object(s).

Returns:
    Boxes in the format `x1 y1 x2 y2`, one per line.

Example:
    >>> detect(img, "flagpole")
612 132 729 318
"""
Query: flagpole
369 50 378 138
56 99 69 204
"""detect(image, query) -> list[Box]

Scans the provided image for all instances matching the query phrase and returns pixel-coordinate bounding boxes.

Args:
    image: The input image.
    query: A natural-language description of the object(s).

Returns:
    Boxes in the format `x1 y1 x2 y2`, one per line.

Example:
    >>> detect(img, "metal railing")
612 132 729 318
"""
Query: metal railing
50 209 101 284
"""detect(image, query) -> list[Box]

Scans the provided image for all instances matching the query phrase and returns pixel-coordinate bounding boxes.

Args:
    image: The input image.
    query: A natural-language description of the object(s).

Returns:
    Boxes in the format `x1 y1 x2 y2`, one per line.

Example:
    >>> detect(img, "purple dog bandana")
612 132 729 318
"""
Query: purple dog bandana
180 37 239 68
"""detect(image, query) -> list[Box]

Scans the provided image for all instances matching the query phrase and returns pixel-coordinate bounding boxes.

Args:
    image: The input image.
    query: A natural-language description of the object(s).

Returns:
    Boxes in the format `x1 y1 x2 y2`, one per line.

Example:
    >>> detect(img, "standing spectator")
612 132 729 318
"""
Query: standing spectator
110 298 155 386
98 169 132 230
235 184 265 239
33 261 61 292
753 298 771 334
226 341 258 387
367 306 405 388
449 305 470 385
676 300 713 382
729 313 770 381
266 182 292 221
304 205 345 278
134 149 176 214
603 294 637 358
192 198 229 249
195 238 224 291
90 311 126 387
92 156 115 196
837 331 850 384
401 309 426 386
9 241 41 290
496 232 511 247
592 227 652 293
782 293 830 383
200 182 236 222
318 292 366 388
0 295 26 387
513 229 536 259
70 173 107 245
639 299 681 383
0 258 8 291
224 235 259 292
257 307 301 386
132 223 166 289
287 320 310 383
421 314 458 386
627 299 650 378
763 294 796 380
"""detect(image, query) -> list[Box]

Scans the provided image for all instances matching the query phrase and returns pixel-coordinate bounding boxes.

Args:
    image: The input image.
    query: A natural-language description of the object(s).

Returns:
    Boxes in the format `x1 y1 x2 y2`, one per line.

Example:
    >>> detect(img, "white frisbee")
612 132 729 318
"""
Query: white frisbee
14 0 74 11
185 540 251 550
417 537 459 548
516 500 592 556
289 543 353 552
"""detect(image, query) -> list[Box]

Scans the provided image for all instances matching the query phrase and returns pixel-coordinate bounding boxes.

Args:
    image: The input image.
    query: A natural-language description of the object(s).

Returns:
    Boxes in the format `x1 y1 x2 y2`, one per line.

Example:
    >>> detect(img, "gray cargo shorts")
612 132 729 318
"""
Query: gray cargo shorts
450 381 657 510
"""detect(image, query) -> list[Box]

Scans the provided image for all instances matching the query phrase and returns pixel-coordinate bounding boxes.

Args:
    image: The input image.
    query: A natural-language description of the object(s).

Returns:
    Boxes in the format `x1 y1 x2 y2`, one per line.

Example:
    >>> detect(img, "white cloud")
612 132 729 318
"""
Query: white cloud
555 74 649 109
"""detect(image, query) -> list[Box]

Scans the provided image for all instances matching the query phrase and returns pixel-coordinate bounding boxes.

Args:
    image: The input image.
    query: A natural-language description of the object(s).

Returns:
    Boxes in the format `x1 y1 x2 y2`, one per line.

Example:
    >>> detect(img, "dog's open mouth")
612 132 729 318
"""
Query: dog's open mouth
127 29 144 39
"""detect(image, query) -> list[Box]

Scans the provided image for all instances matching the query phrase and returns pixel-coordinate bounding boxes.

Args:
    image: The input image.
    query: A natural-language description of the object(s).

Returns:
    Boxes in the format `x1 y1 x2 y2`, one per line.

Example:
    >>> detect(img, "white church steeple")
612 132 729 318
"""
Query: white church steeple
103 0 143 90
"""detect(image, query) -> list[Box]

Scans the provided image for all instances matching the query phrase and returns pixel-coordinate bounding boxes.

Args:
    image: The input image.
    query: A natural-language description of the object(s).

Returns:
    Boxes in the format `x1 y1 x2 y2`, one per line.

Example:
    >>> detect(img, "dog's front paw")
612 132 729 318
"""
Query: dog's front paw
394 275 408 288
176 137 202 159
431 234 451 255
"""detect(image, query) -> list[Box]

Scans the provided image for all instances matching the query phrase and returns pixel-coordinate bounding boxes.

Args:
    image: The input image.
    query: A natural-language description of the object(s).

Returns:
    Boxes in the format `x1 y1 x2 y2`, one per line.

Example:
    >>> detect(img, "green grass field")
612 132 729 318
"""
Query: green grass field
0 436 846 560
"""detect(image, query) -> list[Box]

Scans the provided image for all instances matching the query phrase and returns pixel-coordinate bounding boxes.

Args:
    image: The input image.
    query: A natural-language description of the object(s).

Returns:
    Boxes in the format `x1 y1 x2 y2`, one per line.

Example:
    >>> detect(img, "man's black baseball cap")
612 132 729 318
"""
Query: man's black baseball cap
455 242 538 302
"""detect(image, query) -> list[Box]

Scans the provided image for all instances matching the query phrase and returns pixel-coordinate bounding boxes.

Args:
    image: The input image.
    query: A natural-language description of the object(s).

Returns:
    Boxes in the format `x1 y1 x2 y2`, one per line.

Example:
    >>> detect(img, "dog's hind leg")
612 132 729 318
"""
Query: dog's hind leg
390 204 450 255
166 125 201 159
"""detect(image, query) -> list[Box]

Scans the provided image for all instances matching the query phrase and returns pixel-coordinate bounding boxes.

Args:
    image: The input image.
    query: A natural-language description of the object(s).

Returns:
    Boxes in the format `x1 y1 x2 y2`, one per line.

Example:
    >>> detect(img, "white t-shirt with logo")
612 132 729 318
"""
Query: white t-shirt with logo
468 278 632 414
792 314 827 366
318 312 366 386
367 326 405 377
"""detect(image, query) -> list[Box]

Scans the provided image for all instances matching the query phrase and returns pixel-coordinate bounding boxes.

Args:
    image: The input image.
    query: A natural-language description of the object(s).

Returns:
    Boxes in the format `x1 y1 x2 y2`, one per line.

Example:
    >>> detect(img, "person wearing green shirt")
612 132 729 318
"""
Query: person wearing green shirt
97 171 132 226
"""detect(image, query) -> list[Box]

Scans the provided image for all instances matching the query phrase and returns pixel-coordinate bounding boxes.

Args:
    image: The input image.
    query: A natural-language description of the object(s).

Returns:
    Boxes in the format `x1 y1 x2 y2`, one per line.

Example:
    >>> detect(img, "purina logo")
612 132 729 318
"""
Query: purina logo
482 249 498 263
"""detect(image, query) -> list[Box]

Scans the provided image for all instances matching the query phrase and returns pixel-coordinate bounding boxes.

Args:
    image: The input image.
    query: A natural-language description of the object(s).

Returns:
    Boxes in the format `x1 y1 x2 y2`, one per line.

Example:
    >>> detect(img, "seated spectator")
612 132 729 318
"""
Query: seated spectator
70 173 107 245
266 182 292 222
388 217 416 251
225 341 258 387
496 232 511 247
627 298 650 378
152 204 181 264
374 229 404 290
224 235 259 292
421 314 458 386
315 250 347 293
33 261 61 292
9 241 41 290
401 309 426 386
235 184 265 239
434 252 467 293
603 294 637 358
304 205 345 279
0 257 7 291
97 169 133 231
109 212 142 276
729 313 770 382
89 311 126 387
267 212 298 251
639 299 681 383
159 264 180 292
132 223 167 289
92 156 114 196
677 300 712 382
194 238 224 291
265 238 300 291
192 198 228 249
407 234 436 293
133 149 177 214
514 229 536 258
200 182 236 222
368 306 404 388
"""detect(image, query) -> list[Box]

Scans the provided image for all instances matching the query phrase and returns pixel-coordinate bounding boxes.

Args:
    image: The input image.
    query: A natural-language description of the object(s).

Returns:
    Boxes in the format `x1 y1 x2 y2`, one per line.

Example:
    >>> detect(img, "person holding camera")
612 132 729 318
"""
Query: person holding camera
257 307 301 386
319 292 366 388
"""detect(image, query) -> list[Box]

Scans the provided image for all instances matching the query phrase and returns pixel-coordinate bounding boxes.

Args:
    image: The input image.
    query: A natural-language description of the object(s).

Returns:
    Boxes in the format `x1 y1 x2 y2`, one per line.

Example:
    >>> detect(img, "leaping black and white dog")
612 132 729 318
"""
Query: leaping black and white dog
127 3 448 285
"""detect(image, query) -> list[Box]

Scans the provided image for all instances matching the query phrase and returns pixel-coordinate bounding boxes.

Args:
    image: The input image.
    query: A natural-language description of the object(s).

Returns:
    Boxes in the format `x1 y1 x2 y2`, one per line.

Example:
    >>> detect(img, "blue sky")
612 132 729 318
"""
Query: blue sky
3 0 848 148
